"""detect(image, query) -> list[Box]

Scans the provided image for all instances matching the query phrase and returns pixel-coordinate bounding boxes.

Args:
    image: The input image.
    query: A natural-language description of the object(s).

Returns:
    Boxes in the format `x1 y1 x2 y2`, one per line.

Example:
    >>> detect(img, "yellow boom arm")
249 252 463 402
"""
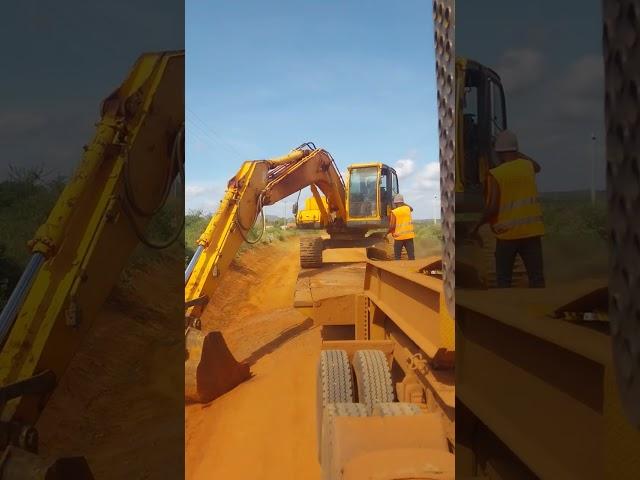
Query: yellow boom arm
0 51 184 430
184 146 346 320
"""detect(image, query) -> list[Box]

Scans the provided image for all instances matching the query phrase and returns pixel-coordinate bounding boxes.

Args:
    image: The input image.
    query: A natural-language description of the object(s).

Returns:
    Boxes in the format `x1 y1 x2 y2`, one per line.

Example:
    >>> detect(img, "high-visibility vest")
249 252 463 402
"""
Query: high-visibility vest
489 158 545 240
391 205 415 240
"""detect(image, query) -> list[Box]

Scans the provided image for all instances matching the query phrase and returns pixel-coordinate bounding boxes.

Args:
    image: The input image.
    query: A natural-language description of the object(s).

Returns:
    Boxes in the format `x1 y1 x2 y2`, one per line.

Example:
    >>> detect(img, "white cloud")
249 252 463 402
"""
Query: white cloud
416 162 440 190
394 158 415 178
560 55 603 95
395 162 440 219
496 48 545 94
185 182 225 214
552 54 604 120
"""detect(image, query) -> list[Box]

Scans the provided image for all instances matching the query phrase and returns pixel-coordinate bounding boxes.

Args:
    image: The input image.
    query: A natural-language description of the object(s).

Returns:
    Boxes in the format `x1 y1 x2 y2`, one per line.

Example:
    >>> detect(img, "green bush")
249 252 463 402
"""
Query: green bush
184 210 298 265
540 194 607 241
414 221 443 242
0 168 62 309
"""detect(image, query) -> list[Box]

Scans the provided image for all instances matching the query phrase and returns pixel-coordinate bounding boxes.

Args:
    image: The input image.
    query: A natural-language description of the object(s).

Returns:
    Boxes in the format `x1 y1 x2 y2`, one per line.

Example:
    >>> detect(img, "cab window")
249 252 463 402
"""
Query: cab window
489 77 507 167
380 168 390 204
348 167 378 218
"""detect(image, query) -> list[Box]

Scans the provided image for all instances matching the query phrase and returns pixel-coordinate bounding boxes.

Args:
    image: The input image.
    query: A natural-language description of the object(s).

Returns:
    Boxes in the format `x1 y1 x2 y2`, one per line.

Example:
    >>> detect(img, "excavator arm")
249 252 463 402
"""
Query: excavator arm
183 144 358 403
184 145 346 320
263 147 346 222
0 50 184 473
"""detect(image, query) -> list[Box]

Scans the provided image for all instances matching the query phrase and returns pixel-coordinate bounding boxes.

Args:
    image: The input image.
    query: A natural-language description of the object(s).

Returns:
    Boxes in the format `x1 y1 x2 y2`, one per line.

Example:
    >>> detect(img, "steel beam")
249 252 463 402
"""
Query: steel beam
364 260 454 359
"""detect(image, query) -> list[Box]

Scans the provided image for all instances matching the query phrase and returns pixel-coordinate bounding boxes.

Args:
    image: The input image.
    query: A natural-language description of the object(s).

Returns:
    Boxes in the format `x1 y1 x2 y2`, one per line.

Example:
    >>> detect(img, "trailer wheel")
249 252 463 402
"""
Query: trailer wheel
372 402 424 416
353 350 394 412
300 236 323 268
319 402 368 465
316 350 354 458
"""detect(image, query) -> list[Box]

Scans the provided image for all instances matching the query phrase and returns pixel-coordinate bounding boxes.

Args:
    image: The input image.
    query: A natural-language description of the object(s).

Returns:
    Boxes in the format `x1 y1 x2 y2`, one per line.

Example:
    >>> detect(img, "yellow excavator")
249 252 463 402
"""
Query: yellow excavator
184 147 404 402
295 195 328 229
455 56 528 287
451 2 640 476
0 51 184 478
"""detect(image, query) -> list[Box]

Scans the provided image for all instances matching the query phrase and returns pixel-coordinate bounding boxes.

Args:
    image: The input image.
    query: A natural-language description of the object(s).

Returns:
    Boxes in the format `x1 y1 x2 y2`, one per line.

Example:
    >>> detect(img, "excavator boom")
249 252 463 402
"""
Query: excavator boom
183 145 397 402
0 50 184 475
185 146 346 317
0 51 184 425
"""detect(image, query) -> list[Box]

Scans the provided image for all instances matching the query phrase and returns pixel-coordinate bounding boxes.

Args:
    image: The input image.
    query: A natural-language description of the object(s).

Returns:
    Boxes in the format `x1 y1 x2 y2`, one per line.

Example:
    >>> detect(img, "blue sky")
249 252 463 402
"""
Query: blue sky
186 0 440 220
458 0 605 192
1 1 183 179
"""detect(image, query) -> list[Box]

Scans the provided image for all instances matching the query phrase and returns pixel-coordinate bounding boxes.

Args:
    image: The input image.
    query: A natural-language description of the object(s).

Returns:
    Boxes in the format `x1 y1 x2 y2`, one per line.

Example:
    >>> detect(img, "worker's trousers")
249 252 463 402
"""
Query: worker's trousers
495 235 545 288
394 238 415 260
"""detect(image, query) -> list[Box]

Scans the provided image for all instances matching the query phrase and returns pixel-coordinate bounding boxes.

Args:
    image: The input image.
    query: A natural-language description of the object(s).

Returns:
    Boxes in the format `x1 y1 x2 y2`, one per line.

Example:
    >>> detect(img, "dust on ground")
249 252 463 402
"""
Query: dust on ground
185 237 395 480
35 248 184 480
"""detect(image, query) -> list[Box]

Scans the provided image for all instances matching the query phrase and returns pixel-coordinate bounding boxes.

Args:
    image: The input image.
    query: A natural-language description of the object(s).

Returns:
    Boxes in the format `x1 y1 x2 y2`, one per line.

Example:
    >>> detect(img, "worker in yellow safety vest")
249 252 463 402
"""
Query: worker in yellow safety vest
388 194 416 260
471 130 546 288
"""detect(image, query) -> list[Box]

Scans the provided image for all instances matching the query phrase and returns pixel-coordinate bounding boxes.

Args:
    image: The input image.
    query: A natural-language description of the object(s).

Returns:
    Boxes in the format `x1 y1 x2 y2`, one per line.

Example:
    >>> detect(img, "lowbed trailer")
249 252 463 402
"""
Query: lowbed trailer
455 282 640 479
296 258 455 479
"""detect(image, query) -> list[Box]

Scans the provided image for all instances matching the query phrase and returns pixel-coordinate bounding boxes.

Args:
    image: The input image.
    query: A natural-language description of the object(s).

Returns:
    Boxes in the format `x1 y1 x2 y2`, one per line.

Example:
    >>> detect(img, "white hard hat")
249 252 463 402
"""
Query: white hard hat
393 194 404 204
494 130 519 152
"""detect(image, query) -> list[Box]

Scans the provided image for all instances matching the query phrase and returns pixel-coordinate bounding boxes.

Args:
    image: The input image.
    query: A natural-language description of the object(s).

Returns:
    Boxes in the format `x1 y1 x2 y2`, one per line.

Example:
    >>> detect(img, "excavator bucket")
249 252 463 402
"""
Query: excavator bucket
184 327 251 403
0 446 94 480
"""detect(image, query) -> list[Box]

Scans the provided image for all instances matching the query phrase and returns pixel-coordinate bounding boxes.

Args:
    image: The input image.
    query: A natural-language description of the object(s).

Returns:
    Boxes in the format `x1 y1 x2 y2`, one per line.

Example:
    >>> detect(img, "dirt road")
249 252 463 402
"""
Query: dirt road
185 237 367 480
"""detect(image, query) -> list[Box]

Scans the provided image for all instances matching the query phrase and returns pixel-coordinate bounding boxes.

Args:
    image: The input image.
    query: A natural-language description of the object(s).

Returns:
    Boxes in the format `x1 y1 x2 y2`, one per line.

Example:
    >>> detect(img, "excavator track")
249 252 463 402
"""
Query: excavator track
300 236 324 268
477 230 528 288
457 225 527 289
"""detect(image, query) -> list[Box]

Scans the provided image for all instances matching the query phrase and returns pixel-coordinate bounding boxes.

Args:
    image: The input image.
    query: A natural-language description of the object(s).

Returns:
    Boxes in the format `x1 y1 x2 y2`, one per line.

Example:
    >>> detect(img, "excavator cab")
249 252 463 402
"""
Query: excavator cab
456 57 507 214
456 57 530 288
345 163 398 228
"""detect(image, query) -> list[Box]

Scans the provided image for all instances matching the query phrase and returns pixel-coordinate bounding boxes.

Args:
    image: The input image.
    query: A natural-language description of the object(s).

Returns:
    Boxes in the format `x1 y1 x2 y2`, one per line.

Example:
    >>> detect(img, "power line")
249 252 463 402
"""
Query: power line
186 117 242 160
185 120 231 157
186 107 248 160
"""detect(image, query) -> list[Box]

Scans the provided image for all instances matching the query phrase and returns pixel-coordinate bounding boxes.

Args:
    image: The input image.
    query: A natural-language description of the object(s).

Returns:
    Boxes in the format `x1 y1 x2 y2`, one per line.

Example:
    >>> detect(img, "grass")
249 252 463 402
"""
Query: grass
183 211 446 264
184 210 299 266
0 168 63 307
537 191 608 280
540 192 607 242
0 169 607 309
0 167 185 309
412 220 444 258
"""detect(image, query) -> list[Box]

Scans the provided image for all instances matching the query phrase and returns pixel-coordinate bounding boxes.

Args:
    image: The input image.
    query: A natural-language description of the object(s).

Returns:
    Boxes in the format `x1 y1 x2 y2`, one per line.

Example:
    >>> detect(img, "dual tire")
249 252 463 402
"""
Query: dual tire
317 349 424 474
